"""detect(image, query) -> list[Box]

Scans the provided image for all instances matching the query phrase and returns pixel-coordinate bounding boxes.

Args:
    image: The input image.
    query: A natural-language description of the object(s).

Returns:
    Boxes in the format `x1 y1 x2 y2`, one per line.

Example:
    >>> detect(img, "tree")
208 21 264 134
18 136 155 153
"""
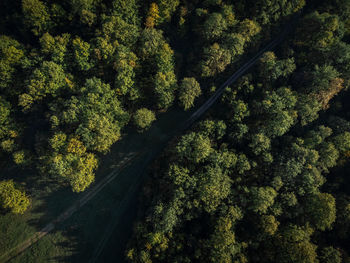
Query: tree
256 87 297 137
145 3 160 28
156 0 179 23
54 77 129 153
305 192 336 231
238 19 261 41
230 99 250 122
295 12 342 50
133 108 156 131
112 0 140 25
47 136 98 192
175 132 212 163
114 45 138 100
72 37 92 71
223 33 246 58
206 207 243 262
101 15 140 47
19 61 67 111
154 71 177 110
242 0 305 25
332 131 350 155
40 33 70 65
0 96 12 140
259 52 296 82
178 77 201 110
268 225 318 263
202 13 227 41
260 215 279 235
319 247 342 263
201 43 231 77
22 0 51 36
196 119 226 140
139 28 164 58
0 36 24 91
249 186 277 214
198 165 231 213
0 180 30 214
249 133 271 155
317 142 339 171
296 95 322 126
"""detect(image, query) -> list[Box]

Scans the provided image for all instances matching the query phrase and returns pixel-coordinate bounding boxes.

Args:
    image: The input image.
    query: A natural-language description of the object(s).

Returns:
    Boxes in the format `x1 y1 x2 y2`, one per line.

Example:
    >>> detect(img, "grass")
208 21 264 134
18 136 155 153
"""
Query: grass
8 232 73 263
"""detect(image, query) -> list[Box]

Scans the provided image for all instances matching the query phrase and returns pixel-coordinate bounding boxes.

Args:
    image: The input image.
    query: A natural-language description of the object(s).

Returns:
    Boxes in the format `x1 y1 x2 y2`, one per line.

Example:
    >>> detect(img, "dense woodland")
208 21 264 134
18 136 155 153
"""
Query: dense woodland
1 0 350 262
125 1 350 263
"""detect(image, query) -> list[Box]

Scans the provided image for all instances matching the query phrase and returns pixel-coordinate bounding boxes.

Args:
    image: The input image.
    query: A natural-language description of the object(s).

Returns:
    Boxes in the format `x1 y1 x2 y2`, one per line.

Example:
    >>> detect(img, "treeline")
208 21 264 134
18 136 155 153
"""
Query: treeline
126 1 350 262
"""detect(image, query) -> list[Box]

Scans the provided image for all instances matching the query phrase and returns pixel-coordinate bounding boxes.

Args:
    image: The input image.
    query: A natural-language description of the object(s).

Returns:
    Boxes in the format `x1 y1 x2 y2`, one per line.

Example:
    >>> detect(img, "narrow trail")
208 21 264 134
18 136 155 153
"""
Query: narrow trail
1 14 299 263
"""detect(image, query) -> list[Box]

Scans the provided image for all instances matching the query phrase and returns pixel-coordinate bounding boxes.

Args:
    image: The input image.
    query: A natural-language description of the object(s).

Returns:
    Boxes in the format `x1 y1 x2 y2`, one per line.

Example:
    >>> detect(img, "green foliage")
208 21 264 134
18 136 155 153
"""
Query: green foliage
154 71 177 110
295 12 342 50
13 150 30 165
305 192 336 231
198 165 231 213
202 13 227 41
0 180 30 214
57 77 129 153
178 77 201 110
249 133 271 155
319 247 342 263
112 0 140 25
197 119 226 140
156 0 180 23
249 186 277 214
40 33 70 65
230 99 249 122
260 215 279 235
296 95 322 126
259 52 296 82
47 136 98 192
175 132 212 163
19 61 67 111
269 225 318 263
201 43 231 77
2 0 350 261
332 131 350 154
206 207 242 262
138 28 177 109
133 108 156 131
101 15 140 47
245 0 305 25
238 19 261 41
114 45 138 99
257 87 297 137
0 96 11 138
72 37 92 71
309 64 340 93
0 36 24 90
22 0 51 35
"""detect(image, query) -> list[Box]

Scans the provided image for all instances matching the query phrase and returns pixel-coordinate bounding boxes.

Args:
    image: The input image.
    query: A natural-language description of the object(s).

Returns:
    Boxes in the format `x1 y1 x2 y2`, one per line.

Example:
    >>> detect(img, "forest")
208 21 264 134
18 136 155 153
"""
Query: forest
0 0 350 262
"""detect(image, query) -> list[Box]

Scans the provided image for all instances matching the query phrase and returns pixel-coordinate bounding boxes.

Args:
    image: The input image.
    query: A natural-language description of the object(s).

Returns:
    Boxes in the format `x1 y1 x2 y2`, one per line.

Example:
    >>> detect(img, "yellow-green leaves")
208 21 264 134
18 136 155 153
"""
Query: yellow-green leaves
133 108 156 131
0 180 30 214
